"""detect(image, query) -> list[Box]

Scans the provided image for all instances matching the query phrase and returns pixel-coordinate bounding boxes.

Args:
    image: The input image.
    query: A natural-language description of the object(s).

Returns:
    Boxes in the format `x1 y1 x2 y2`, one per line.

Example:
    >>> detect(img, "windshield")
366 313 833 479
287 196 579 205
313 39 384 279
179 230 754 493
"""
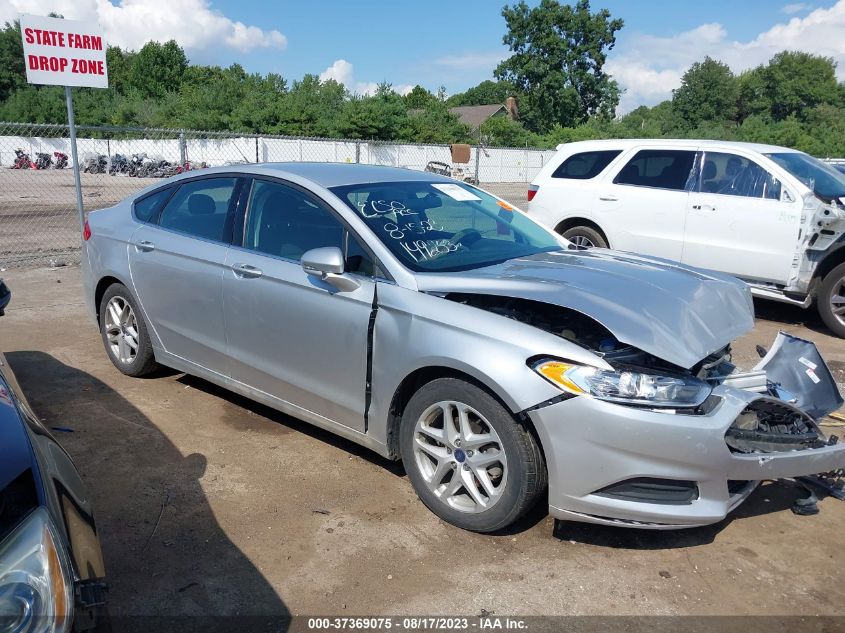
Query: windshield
330 181 564 272
765 152 845 202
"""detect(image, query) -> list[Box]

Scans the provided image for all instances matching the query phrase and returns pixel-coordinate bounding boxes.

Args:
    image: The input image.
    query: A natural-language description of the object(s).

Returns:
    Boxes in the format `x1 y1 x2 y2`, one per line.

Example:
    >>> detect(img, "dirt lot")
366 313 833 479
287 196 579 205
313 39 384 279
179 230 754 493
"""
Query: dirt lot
1 264 843 624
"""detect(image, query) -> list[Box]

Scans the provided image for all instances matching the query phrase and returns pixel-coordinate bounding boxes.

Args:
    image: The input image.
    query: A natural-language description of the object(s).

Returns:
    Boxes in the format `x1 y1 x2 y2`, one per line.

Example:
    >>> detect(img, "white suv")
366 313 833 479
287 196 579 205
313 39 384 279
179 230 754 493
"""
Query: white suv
527 139 845 337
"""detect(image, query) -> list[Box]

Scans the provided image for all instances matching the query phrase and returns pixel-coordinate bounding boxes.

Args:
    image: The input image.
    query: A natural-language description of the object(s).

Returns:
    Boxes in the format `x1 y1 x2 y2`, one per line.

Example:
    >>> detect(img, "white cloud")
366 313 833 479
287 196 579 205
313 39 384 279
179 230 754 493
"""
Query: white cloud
608 1 845 113
434 51 507 70
0 0 286 52
319 58 413 96
782 3 811 13
319 58 354 85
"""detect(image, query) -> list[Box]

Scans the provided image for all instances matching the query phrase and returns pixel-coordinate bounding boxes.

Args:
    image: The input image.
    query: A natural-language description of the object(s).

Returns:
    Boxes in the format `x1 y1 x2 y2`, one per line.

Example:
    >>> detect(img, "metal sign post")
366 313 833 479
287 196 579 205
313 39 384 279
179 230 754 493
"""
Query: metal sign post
64 86 85 231
19 13 108 236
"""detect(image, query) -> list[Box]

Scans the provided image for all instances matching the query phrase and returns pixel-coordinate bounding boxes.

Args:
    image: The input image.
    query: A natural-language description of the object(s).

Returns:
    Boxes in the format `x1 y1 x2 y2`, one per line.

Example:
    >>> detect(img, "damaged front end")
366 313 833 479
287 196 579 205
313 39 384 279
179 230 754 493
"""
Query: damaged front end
447 292 845 525
787 193 845 294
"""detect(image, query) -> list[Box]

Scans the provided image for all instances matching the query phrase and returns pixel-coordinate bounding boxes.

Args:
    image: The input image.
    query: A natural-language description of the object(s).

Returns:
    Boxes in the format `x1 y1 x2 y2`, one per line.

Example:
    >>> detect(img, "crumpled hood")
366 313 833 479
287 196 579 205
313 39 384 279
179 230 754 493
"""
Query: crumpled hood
415 249 755 369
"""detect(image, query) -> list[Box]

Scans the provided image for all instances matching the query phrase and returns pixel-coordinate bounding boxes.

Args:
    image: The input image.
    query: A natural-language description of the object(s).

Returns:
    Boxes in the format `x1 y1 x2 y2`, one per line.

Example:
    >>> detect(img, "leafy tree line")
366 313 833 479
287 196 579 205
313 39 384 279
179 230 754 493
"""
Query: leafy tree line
2 0 845 155
0 22 472 143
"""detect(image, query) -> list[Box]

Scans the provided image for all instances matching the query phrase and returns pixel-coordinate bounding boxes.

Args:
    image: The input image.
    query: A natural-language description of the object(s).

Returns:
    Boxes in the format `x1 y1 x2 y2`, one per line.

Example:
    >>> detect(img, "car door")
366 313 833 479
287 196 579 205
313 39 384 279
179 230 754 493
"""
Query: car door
222 178 377 432
594 147 698 260
682 150 799 284
128 175 243 374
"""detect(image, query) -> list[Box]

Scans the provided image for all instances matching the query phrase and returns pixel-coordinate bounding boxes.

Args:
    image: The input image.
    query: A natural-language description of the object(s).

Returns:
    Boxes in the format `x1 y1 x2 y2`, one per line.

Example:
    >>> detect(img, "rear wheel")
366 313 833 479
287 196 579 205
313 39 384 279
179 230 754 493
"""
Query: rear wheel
817 262 845 338
99 283 158 376
400 378 546 532
560 225 607 249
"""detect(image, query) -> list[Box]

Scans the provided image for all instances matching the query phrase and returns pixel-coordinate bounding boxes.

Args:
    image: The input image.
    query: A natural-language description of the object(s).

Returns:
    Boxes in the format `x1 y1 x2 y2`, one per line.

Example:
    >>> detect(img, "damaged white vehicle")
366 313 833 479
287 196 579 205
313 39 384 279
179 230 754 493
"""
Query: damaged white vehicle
82 164 845 532
527 140 845 337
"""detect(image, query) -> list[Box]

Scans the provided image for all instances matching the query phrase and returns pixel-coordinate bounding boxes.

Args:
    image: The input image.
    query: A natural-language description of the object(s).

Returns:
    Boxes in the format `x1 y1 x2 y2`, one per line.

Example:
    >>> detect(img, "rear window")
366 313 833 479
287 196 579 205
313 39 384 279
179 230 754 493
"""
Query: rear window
552 150 621 180
133 187 173 222
614 149 697 191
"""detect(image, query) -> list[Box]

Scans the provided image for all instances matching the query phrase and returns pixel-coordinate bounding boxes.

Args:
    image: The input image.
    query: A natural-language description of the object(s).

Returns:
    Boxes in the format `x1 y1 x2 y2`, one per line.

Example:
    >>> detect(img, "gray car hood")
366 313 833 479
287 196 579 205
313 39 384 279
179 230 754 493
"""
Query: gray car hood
415 249 755 369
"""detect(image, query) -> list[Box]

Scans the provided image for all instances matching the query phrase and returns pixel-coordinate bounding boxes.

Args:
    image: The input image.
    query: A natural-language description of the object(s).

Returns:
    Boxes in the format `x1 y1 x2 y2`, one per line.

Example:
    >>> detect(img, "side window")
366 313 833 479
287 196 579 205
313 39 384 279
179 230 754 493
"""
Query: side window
614 149 697 191
345 232 376 277
133 187 172 222
245 180 344 261
157 178 237 242
699 152 782 200
552 150 621 180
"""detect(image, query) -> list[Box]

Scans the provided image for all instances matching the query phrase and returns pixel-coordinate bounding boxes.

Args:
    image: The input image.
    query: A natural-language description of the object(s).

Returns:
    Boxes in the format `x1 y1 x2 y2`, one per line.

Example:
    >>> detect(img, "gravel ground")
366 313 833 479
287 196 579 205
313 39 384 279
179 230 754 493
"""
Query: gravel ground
0 264 843 626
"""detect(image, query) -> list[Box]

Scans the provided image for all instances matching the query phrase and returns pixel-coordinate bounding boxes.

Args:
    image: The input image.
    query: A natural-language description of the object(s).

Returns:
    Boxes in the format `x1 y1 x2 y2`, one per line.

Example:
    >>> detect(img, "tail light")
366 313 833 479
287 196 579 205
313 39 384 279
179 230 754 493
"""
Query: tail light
82 220 92 241
527 184 539 202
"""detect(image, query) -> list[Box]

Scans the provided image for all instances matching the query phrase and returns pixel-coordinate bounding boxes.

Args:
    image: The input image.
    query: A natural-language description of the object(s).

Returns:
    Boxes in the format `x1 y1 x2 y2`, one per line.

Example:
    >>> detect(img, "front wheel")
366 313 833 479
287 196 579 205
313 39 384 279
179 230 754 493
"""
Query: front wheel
560 225 607 249
817 262 845 338
400 378 546 532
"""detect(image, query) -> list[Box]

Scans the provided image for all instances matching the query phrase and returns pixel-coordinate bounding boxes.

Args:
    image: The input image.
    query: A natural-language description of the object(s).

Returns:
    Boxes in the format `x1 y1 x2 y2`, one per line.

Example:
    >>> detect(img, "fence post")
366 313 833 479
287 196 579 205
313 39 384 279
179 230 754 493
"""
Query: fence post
355 141 360 164
179 130 186 165
255 137 259 163
64 87 85 232
474 129 481 184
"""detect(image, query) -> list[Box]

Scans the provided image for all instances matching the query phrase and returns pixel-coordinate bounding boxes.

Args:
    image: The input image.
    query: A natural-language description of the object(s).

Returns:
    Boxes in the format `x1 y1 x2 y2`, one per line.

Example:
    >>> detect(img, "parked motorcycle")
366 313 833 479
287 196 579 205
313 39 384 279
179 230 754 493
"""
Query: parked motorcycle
128 153 147 177
83 154 108 174
35 152 52 170
53 151 68 169
109 153 130 176
11 149 35 169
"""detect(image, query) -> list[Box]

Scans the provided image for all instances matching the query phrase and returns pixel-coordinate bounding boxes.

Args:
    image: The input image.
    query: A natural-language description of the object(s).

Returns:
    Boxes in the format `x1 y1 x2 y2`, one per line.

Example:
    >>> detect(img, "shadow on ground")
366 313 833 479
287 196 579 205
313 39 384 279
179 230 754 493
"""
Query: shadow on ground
177 373 407 478
753 298 833 337
6 351 290 632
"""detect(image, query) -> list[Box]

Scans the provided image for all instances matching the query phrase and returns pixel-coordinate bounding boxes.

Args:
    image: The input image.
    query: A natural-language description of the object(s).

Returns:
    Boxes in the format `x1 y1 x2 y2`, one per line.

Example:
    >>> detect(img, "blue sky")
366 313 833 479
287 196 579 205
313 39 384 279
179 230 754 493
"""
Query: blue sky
6 0 844 111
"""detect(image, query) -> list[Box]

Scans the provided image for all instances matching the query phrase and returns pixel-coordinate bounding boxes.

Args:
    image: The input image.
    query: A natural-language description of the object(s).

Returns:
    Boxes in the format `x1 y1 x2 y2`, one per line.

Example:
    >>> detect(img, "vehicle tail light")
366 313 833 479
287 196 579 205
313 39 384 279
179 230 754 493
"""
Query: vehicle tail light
82 220 92 241
527 185 539 202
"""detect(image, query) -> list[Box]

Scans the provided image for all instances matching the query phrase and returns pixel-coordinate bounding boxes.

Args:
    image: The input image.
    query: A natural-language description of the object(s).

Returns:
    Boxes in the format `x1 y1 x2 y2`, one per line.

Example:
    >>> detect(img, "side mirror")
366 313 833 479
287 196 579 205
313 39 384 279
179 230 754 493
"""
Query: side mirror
0 280 10 317
301 247 360 292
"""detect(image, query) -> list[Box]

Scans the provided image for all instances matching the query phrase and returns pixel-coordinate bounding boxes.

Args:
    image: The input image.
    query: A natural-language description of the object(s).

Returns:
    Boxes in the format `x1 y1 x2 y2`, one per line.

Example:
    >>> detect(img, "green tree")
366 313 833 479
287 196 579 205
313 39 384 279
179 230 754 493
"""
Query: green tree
128 40 188 99
479 115 536 146
338 83 408 140
105 46 135 94
494 0 623 133
672 57 738 129
0 21 25 102
761 51 840 121
403 85 436 110
402 100 471 143
447 80 515 106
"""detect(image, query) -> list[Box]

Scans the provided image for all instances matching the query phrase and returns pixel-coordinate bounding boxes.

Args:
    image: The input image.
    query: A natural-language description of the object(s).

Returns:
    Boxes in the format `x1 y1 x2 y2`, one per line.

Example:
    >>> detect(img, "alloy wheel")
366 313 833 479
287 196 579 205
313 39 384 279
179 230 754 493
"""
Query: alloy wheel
569 234 595 249
104 296 139 365
413 400 508 513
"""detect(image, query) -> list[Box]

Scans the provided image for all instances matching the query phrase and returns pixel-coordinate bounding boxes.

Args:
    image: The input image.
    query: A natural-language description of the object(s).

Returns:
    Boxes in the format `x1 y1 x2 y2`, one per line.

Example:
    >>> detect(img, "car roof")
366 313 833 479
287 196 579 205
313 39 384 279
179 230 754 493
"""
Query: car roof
553 138 802 155
164 162 457 188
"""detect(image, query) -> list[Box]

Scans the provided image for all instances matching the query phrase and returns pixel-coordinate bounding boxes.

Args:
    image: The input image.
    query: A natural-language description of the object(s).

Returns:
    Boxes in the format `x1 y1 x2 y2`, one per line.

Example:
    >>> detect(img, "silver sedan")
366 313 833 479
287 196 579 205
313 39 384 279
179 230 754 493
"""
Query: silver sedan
82 163 845 531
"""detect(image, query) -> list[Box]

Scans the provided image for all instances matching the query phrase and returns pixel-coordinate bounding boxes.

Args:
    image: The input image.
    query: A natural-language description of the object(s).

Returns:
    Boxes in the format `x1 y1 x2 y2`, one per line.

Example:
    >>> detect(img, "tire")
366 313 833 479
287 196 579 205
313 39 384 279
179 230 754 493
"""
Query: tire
399 378 546 532
561 225 607 249
98 283 158 376
817 262 845 338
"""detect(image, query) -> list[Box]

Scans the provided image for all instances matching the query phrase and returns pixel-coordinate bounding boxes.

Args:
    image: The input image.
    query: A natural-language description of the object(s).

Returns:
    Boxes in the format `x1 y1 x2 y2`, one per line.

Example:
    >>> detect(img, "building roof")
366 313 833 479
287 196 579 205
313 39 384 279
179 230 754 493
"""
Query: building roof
449 104 506 129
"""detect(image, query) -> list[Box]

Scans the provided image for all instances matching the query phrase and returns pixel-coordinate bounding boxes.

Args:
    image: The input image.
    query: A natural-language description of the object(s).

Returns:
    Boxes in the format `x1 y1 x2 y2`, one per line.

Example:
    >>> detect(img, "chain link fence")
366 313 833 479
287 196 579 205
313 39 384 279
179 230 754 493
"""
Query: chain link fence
0 121 554 268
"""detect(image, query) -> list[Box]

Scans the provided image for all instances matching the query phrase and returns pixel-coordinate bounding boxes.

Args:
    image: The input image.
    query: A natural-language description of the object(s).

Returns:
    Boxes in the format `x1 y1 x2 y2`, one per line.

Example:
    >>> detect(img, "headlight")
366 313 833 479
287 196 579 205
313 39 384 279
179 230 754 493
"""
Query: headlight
534 360 712 408
0 508 73 633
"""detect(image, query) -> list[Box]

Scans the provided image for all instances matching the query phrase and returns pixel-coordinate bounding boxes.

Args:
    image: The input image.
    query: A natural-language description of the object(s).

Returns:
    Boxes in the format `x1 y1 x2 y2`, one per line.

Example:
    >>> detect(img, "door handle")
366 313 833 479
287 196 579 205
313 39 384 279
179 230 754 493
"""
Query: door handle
691 204 716 211
598 194 618 202
135 240 155 252
232 263 263 279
